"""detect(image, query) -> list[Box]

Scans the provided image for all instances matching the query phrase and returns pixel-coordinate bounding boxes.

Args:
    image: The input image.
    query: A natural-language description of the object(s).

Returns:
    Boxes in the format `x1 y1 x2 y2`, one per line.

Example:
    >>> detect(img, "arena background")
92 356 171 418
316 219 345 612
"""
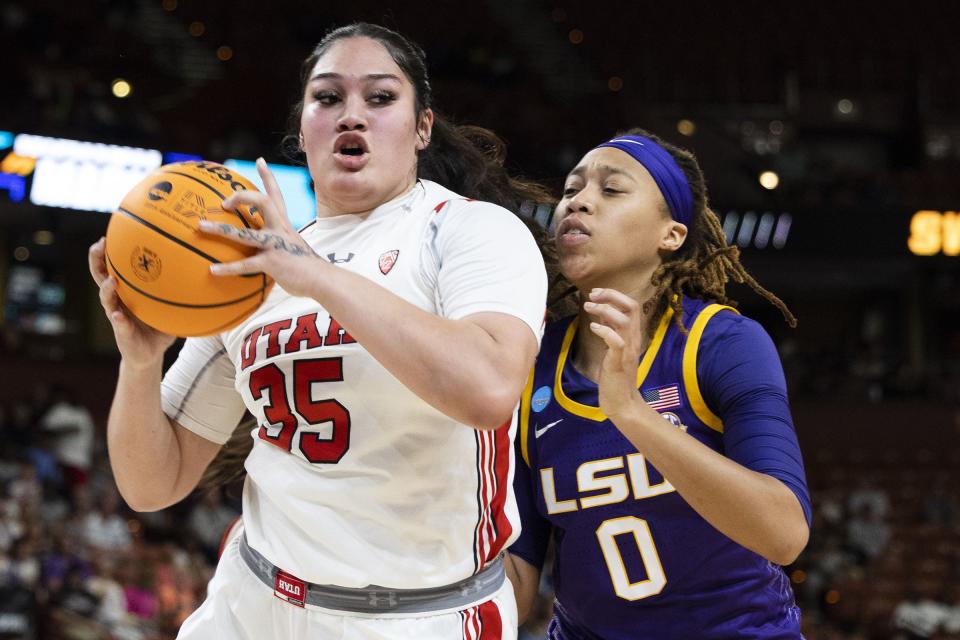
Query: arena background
1 1 959 638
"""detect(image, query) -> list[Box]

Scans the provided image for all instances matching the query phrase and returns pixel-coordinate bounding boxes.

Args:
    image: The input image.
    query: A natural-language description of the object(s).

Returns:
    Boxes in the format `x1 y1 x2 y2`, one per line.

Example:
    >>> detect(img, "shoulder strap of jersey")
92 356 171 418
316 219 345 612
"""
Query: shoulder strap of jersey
681 303 739 433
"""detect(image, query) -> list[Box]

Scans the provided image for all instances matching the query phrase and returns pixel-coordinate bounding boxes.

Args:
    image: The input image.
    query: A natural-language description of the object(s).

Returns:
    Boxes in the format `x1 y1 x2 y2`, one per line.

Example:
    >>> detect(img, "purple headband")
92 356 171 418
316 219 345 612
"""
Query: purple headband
595 135 694 228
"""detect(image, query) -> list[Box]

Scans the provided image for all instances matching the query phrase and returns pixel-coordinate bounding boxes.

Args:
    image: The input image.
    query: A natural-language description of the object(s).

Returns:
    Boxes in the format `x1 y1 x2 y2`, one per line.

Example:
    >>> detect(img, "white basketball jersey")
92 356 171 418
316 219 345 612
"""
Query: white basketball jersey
161 180 546 588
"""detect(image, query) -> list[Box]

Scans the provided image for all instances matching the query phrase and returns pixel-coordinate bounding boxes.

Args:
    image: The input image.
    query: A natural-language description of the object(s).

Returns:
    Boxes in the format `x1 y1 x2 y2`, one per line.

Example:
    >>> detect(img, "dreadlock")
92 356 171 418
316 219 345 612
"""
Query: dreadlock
613 127 796 338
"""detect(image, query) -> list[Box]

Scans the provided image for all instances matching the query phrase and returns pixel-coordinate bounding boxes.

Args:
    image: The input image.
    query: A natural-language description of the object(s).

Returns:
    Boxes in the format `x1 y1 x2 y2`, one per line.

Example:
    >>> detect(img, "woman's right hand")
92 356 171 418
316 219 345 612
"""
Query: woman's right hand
88 237 176 367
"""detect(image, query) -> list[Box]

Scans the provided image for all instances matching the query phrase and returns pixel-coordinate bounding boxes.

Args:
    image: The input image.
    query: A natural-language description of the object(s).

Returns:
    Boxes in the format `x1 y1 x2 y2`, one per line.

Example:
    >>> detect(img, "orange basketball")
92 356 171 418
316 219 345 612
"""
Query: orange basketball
105 161 274 337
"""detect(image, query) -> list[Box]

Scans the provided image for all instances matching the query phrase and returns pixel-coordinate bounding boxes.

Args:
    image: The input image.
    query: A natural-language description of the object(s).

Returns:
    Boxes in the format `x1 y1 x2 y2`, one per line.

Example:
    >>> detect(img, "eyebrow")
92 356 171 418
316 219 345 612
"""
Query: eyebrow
309 73 403 83
568 164 637 182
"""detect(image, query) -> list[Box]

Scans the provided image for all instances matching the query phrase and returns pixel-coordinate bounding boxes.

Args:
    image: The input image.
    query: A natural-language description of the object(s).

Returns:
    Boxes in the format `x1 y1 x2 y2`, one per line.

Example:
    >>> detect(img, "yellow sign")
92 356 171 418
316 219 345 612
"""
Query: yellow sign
908 210 960 256
0 152 36 176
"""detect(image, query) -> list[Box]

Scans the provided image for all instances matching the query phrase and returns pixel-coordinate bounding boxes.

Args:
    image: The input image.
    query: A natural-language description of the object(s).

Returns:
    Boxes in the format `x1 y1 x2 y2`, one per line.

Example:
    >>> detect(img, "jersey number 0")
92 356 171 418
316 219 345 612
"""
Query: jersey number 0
249 358 351 463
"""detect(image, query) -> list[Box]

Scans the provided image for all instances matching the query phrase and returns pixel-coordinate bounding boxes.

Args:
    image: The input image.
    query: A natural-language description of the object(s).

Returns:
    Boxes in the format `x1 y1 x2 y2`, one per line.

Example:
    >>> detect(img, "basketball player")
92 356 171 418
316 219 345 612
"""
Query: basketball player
88 23 548 639
506 130 812 639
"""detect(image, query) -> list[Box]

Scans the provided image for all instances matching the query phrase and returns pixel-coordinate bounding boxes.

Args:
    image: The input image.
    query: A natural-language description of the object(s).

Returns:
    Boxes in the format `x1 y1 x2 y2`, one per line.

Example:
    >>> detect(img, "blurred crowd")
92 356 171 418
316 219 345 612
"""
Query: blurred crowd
0 385 239 640
0 385 957 639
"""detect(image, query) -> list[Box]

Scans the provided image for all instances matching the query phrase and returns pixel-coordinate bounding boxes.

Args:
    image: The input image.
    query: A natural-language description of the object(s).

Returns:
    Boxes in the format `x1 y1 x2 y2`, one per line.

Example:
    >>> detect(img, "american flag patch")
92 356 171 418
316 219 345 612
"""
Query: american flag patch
641 384 681 411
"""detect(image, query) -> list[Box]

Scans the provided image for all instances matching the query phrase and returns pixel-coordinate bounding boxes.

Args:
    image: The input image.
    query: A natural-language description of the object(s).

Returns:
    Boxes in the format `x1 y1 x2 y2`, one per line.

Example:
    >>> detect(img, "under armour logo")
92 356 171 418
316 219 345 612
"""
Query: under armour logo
459 583 482 597
368 591 398 607
326 252 355 264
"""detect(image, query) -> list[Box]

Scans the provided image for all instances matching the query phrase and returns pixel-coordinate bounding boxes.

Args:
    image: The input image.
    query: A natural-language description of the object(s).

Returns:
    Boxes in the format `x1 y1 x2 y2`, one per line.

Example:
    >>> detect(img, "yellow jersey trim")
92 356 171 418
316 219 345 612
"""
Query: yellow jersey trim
681 304 738 433
519 368 535 466
553 308 674 422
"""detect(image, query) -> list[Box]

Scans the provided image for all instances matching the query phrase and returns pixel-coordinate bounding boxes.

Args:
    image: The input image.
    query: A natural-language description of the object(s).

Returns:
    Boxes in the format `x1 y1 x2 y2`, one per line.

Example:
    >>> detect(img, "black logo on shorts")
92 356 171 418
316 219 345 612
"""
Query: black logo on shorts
147 181 173 202
131 247 162 282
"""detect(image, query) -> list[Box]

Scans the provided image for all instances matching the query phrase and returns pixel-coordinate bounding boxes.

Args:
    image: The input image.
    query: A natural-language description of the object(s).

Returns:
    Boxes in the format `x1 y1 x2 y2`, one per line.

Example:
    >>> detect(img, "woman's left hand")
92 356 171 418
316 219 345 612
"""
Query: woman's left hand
584 288 645 420
199 157 323 298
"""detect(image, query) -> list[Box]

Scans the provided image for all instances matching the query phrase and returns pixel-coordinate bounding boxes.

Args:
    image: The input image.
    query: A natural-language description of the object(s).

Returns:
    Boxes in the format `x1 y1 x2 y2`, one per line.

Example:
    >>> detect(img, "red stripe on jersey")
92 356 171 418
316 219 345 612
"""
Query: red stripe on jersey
484 431 498 561
484 419 514 563
478 600 503 640
475 430 492 566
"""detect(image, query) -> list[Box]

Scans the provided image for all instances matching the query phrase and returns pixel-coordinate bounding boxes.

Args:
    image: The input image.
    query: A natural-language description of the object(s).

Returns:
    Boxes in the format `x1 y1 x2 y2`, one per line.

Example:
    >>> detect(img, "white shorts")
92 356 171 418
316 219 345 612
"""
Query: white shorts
178 532 518 640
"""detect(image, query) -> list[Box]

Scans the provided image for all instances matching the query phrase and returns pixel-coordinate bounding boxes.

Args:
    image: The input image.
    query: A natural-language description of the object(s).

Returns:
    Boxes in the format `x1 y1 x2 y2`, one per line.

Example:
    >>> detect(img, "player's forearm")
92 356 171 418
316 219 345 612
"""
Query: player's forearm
612 400 809 565
108 359 190 511
307 265 534 429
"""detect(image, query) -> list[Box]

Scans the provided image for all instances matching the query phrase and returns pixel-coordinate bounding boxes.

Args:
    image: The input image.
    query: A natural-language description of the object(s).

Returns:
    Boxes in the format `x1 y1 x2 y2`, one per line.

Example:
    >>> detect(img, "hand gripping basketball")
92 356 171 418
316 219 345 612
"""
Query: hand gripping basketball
200 158 321 299
104 159 275 337
88 237 177 367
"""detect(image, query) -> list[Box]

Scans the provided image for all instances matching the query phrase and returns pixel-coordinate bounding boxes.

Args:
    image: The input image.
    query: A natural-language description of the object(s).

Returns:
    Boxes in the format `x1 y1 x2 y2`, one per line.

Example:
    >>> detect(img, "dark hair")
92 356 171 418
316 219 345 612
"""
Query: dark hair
282 22 551 214
555 127 796 337
204 23 558 489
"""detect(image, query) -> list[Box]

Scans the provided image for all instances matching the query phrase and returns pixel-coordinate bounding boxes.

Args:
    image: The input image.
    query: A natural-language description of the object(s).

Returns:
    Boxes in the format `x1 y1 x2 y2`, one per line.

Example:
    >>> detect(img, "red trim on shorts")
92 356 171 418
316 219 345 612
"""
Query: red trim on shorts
477 600 503 640
461 605 478 640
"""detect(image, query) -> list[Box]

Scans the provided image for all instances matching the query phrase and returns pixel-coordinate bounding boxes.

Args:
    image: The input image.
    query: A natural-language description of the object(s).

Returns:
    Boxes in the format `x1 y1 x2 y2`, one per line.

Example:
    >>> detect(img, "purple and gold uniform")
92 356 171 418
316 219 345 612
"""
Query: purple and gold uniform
511 296 811 639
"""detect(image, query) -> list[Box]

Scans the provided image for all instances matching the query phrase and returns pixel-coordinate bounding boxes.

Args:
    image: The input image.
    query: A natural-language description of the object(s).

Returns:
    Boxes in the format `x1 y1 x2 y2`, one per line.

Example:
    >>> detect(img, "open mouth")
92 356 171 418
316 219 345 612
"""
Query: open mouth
334 134 369 157
557 217 591 238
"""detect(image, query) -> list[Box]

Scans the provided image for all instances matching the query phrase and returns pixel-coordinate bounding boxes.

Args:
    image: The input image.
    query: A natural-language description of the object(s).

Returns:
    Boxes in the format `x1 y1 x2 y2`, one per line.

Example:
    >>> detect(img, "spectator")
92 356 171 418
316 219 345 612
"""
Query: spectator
847 477 890 520
891 588 951 639
0 576 38 640
846 503 891 562
80 488 131 553
7 465 41 512
186 489 238 563
85 552 126 630
7 538 40 590
40 385 95 489
922 474 958 525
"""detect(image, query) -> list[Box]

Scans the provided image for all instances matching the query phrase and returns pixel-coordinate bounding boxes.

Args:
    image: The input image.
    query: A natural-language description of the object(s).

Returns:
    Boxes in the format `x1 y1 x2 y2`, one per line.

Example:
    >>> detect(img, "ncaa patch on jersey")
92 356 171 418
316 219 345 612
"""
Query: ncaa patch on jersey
531 385 552 412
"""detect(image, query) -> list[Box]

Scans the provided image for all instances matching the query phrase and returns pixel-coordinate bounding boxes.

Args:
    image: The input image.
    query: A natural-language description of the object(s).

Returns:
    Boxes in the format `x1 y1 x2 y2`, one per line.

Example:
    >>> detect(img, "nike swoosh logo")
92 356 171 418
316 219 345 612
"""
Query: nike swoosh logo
535 419 563 438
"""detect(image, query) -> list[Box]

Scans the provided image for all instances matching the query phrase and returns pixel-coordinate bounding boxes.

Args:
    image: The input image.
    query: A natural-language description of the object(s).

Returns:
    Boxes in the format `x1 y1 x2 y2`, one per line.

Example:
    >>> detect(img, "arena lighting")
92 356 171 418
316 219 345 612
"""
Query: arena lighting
607 76 623 92
33 230 54 246
13 133 162 212
13 246 29 261
111 79 132 99
759 170 779 190
224 159 317 229
836 98 854 115
721 211 792 250
677 119 696 136
908 210 960 256
0 173 26 202
217 46 234 61
736 212 757 248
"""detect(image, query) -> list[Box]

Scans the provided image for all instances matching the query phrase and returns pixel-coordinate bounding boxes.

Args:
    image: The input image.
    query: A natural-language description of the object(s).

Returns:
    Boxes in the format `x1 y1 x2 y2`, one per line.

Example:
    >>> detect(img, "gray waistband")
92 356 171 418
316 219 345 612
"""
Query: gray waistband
238 534 505 613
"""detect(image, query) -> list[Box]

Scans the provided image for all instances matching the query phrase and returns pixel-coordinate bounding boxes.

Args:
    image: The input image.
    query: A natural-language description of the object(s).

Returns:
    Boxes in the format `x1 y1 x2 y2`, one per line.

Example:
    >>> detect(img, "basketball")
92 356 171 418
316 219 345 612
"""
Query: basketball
104 161 274 337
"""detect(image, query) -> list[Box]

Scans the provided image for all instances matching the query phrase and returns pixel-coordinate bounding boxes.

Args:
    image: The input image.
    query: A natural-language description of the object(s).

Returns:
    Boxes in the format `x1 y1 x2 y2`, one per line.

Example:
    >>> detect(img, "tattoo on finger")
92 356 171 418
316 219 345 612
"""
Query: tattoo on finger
219 225 313 257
